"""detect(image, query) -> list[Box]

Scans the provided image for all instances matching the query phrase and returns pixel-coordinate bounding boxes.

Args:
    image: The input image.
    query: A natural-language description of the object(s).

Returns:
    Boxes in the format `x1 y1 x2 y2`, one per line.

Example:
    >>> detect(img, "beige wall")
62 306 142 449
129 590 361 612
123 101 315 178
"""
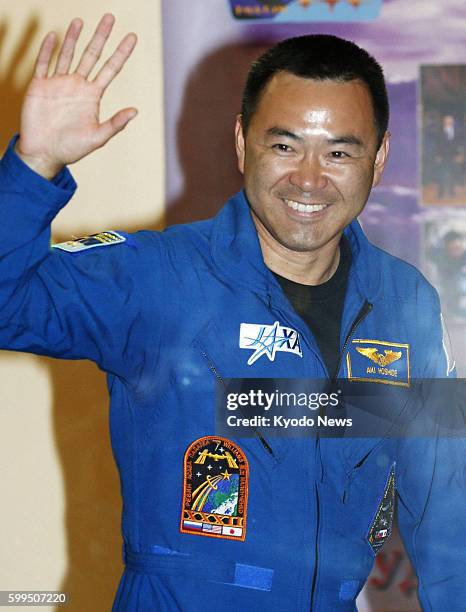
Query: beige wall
0 2 164 610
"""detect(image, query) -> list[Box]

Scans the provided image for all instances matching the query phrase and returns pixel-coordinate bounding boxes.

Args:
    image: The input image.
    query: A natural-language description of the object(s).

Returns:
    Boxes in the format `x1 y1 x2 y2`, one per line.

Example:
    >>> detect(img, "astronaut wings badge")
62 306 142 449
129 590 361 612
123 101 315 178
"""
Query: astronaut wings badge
180 436 249 541
347 339 410 386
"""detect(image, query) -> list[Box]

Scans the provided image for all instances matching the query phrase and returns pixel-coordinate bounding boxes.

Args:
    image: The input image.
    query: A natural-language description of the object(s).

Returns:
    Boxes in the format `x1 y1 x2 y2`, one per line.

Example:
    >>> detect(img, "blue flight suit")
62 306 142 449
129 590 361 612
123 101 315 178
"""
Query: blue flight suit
0 136 464 611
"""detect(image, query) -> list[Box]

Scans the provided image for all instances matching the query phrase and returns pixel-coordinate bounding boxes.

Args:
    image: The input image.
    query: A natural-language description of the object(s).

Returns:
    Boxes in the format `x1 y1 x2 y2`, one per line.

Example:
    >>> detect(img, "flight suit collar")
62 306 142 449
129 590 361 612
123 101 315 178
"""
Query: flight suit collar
210 190 383 303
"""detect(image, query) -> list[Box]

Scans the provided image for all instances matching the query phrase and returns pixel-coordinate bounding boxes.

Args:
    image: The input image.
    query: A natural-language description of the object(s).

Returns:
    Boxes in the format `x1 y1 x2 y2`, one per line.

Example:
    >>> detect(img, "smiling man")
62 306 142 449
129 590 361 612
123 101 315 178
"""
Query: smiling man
0 16 464 612
237 75 388 276
235 37 391 379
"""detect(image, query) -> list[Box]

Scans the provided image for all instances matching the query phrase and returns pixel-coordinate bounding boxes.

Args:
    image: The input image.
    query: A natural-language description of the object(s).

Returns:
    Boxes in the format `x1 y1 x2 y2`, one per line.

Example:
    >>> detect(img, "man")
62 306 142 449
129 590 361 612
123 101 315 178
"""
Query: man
0 14 464 612
435 114 462 200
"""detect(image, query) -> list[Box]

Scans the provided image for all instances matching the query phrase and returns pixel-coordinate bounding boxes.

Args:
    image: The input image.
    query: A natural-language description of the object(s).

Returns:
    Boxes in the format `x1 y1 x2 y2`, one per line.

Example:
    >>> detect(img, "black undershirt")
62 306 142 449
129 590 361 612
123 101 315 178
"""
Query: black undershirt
272 238 352 377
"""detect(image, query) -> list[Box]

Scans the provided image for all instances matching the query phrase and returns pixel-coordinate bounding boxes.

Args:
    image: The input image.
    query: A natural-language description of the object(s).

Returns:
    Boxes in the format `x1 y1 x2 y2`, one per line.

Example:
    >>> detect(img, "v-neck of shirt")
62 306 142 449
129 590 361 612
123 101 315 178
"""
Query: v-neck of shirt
272 237 352 376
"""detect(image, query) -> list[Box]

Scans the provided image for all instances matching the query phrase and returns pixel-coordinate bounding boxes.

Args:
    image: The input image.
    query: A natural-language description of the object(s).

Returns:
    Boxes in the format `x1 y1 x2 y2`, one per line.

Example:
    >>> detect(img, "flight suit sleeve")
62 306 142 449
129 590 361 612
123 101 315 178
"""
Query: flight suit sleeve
396 291 466 610
0 135 150 378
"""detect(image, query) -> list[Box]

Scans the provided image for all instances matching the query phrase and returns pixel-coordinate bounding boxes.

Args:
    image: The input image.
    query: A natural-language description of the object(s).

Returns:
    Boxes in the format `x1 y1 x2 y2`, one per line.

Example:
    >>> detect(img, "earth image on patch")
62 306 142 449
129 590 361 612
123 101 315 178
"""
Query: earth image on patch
201 474 239 516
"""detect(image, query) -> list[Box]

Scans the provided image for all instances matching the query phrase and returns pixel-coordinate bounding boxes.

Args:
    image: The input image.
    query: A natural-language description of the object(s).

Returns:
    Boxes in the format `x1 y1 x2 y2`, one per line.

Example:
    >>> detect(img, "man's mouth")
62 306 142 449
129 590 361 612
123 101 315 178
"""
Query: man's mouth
284 199 328 213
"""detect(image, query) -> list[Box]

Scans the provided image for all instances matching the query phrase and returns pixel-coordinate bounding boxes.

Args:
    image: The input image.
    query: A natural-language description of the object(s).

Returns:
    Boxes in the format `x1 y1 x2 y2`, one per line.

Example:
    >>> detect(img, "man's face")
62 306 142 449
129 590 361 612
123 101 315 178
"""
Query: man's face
235 72 389 254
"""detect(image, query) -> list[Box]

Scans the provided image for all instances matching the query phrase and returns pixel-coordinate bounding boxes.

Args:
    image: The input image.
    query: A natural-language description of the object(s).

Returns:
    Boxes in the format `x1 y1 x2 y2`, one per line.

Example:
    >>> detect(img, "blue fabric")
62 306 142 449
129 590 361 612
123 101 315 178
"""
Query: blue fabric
339 580 361 601
0 136 464 611
234 563 273 591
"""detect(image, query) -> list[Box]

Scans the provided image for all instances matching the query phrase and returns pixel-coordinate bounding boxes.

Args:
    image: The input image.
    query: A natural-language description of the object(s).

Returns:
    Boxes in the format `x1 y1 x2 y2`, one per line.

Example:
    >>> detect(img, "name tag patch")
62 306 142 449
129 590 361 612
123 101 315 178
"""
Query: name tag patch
180 436 249 541
52 231 126 253
346 339 410 387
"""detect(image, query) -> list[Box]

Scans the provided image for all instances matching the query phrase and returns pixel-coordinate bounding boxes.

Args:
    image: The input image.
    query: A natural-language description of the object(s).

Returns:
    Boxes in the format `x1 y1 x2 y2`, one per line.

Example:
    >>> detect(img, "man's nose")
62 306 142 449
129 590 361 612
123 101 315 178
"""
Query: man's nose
289 154 328 192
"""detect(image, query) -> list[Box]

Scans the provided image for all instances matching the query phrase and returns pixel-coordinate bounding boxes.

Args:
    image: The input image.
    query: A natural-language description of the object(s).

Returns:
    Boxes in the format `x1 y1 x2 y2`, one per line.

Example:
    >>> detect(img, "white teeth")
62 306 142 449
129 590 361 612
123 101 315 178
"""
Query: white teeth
285 199 327 213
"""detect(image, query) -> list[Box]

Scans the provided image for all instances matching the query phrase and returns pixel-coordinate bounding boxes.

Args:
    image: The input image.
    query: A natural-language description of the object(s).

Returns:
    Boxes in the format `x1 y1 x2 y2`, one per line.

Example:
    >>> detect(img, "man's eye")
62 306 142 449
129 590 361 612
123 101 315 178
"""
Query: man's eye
331 151 349 159
272 144 293 153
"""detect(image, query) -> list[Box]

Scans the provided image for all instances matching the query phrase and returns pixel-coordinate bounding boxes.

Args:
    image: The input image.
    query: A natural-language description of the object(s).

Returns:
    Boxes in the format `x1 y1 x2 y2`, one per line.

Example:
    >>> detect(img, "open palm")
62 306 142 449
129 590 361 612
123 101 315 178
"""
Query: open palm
17 14 137 178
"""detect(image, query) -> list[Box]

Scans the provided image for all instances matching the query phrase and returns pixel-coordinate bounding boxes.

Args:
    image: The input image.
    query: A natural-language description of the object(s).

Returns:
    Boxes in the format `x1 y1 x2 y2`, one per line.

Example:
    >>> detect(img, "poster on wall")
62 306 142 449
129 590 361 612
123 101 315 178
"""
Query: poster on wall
419 62 466 368
420 64 466 206
229 0 383 22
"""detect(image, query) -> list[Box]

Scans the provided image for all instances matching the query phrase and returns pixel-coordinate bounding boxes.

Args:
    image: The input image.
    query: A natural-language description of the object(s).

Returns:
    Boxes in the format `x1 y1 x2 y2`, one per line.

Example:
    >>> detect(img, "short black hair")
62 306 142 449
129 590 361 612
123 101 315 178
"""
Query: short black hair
241 34 389 148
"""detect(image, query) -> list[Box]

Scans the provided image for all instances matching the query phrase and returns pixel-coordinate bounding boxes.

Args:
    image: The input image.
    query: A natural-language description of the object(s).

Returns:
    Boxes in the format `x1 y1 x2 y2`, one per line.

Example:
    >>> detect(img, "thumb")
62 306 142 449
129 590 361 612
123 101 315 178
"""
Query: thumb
95 107 138 148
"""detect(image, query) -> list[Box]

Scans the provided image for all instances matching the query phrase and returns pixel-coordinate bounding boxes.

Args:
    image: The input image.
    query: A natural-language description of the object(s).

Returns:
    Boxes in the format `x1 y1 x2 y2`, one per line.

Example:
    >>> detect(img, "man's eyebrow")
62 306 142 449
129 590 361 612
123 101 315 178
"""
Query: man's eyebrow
265 127 303 141
327 136 364 147
265 129 364 147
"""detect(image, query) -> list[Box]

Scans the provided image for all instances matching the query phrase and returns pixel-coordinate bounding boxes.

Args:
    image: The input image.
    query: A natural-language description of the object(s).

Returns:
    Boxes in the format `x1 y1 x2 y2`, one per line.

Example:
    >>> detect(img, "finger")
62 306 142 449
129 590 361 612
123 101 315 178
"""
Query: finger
54 18 83 75
93 107 138 148
75 13 115 79
34 31 57 78
93 33 137 92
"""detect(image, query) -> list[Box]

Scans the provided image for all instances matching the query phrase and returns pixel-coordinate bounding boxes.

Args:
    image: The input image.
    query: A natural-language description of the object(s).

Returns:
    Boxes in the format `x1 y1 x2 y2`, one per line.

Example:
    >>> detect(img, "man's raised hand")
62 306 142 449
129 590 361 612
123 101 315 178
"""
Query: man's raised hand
15 14 138 179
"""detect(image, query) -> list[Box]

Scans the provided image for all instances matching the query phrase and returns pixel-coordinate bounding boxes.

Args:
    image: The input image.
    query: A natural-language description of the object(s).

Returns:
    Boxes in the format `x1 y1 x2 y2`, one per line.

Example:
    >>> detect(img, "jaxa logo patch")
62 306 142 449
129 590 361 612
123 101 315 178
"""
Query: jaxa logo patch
180 436 249 541
239 321 303 365
346 339 410 387
367 463 396 555
52 231 126 253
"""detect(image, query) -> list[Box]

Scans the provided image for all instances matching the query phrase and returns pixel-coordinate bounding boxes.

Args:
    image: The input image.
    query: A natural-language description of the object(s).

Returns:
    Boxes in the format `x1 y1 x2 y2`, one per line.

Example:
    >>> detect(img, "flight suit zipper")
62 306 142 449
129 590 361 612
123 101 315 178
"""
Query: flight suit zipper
309 300 372 610
331 300 373 383
199 348 276 458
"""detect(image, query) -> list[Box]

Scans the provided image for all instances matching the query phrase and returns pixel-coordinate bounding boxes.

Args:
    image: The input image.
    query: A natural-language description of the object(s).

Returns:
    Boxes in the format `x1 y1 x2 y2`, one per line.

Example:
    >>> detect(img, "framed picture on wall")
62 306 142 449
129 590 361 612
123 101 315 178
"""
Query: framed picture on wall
420 65 466 206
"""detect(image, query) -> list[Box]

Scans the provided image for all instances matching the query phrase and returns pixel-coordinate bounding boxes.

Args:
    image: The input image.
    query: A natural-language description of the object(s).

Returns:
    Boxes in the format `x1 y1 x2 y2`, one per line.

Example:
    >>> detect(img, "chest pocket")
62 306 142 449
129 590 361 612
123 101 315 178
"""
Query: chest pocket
191 318 291 466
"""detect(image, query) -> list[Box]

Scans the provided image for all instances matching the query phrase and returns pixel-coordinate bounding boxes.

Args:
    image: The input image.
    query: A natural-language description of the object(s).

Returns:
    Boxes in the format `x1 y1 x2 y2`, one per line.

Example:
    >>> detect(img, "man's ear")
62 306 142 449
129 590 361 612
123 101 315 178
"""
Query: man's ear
372 131 390 187
235 114 245 175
